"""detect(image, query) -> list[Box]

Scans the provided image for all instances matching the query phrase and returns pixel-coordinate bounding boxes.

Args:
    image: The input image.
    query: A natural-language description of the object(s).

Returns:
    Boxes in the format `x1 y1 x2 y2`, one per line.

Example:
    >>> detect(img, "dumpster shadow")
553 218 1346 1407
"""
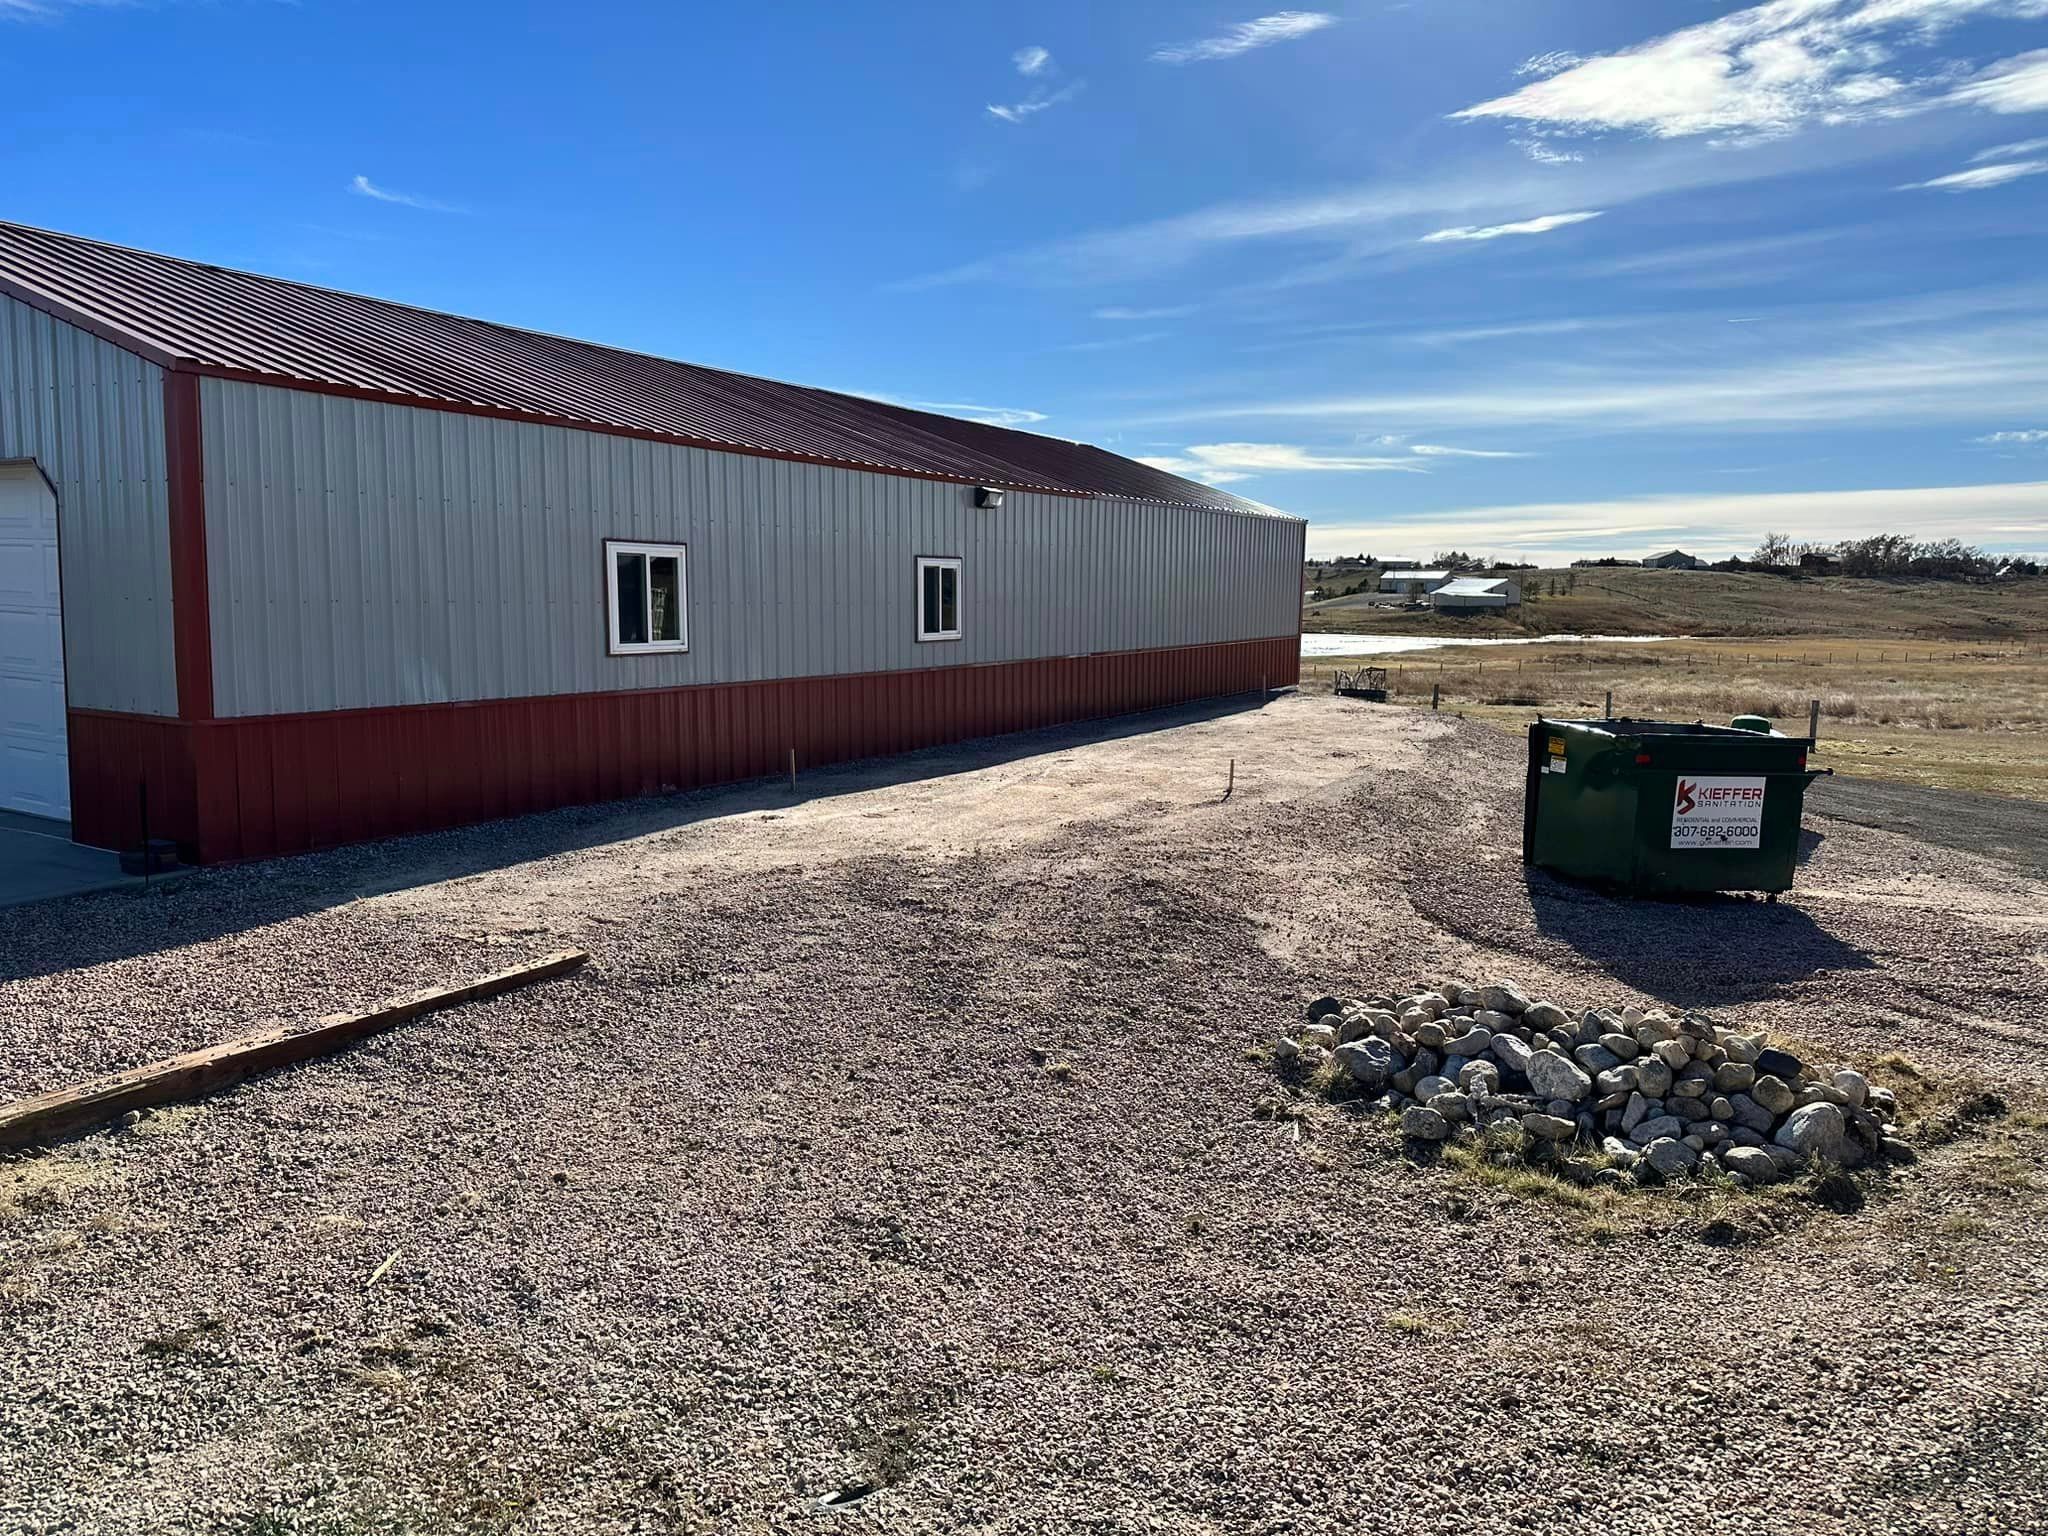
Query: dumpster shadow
1797 827 1825 866
1523 867 1874 1009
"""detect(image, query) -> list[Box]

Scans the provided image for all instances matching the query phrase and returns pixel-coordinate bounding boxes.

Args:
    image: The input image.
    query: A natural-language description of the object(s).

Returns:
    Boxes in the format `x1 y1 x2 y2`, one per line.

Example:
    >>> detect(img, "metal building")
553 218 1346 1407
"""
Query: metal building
0 222 1304 863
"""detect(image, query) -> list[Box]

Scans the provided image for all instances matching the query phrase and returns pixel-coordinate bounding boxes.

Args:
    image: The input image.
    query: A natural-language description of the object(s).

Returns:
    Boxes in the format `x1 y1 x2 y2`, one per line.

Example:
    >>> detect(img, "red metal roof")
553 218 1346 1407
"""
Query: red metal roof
0 220 1282 517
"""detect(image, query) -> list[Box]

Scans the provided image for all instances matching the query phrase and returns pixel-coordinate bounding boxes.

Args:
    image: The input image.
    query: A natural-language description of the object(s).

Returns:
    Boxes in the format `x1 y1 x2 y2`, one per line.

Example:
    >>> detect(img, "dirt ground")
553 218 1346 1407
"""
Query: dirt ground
3 693 2046 1535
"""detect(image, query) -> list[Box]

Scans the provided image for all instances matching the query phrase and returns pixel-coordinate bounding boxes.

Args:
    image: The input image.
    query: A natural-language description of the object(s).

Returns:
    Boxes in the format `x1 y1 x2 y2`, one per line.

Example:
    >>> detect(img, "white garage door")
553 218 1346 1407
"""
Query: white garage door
0 464 68 820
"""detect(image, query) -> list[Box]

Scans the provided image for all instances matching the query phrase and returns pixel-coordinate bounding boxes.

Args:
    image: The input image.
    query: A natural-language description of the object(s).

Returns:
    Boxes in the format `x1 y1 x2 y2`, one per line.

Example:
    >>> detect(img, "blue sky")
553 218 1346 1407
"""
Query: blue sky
5 1 2047 562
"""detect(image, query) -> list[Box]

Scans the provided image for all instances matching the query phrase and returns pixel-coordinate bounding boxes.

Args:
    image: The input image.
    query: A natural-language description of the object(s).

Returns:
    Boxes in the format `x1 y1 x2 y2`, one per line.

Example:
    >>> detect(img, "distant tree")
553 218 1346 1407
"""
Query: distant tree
1566 571 1578 593
1751 531 1795 566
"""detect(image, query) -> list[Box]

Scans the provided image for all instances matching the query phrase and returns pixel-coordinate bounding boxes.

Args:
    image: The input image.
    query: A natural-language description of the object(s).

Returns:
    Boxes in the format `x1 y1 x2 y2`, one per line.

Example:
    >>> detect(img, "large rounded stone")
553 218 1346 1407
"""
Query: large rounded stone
1521 1112 1577 1141
1634 1057 1674 1097
1755 1046 1804 1081
1774 1102 1847 1161
1427 1091 1473 1122
1442 1027 1494 1058
1401 1105 1451 1141
1574 1042 1622 1075
1643 1137 1699 1177
1713 1061 1756 1093
1491 1035 1535 1075
1522 1001 1570 1031
1458 1059 1500 1094
1599 1032 1642 1061
1306 996 1345 1023
1728 1093 1775 1133
1595 1065 1638 1097
1751 1074 1797 1115
1477 983 1532 1015
1335 1037 1399 1087
1832 1069 1870 1108
1631 1114 1684 1143
1525 1049 1594 1104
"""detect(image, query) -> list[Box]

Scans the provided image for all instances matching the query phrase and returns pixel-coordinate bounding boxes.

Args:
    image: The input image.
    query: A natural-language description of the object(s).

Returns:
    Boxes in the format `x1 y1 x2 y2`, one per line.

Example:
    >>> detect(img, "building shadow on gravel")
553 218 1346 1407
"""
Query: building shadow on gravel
1523 866 1874 1009
0 693 1274 987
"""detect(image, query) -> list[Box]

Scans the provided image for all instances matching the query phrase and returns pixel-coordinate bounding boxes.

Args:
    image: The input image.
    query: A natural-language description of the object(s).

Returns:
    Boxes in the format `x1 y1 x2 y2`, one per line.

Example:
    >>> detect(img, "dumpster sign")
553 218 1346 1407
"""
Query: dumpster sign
1671 775 1766 849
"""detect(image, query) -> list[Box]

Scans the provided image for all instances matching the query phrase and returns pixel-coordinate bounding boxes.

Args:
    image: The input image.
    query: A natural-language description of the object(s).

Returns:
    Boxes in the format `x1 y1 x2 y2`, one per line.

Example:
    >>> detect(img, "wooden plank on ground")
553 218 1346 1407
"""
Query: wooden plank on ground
0 948 588 1151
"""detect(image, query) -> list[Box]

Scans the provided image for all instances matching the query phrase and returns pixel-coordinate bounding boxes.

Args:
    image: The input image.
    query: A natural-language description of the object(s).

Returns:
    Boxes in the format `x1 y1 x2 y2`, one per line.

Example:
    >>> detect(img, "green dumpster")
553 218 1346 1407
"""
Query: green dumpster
1522 717 1829 895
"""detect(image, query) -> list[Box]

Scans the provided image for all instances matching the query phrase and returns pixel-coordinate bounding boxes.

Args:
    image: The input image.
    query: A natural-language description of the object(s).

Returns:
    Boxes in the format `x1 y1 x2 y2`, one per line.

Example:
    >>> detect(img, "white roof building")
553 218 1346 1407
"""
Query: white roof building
1430 577 1521 610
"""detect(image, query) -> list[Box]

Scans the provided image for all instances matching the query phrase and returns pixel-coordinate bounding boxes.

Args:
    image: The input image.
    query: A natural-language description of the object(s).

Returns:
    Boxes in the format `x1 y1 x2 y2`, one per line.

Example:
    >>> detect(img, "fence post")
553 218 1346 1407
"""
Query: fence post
1809 698 1820 741
1431 683 1440 711
1604 689 1613 719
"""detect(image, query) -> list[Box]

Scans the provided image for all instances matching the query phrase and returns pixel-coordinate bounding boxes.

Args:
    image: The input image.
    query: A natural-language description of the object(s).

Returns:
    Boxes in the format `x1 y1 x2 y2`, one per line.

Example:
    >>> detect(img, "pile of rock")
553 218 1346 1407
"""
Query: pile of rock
1274 981 1910 1188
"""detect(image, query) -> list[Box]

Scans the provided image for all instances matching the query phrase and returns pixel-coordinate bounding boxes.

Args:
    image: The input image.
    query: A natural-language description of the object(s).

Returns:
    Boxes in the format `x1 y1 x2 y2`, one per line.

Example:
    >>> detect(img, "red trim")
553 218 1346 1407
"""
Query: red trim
66 637 1301 865
162 371 214 720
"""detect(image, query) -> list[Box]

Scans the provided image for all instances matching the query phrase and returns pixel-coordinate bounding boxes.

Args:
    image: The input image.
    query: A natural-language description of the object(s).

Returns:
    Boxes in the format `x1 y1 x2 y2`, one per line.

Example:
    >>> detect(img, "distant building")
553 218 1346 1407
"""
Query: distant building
1799 552 1837 574
1379 568 1450 595
1644 549 1703 569
1430 577 1521 612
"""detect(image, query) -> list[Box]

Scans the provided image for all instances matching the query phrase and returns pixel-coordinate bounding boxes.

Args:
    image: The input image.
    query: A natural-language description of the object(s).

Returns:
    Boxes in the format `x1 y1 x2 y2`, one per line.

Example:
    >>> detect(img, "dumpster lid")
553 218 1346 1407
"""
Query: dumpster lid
1539 716 1801 741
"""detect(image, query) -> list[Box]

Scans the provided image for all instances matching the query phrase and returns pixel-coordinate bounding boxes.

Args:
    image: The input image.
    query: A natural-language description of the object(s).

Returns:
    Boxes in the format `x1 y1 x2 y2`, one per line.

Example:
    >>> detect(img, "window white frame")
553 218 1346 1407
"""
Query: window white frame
605 539 689 656
916 556 963 643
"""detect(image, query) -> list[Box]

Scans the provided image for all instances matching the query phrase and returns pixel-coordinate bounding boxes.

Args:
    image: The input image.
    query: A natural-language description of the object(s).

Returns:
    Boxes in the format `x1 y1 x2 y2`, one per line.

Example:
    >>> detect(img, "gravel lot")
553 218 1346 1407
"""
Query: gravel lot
3 692 2045 1535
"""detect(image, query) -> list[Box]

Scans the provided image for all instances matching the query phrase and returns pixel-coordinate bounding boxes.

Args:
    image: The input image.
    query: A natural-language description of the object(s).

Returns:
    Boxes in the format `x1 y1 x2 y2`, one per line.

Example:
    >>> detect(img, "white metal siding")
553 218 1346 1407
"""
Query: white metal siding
201 379 1304 718
0 295 176 715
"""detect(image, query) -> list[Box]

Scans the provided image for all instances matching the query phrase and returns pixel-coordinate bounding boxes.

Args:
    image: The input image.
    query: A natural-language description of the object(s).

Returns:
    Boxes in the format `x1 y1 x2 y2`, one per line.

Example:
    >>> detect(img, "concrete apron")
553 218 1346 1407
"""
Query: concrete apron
0 810 168 910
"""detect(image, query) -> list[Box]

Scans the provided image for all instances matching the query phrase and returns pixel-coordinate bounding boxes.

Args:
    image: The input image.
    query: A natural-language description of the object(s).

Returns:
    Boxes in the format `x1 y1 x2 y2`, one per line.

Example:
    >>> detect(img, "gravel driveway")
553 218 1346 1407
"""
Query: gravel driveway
3 692 2044 1534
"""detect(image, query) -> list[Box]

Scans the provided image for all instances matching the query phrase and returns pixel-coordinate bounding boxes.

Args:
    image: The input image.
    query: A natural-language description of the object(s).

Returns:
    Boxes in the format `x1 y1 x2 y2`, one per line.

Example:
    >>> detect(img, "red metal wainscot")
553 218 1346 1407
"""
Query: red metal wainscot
68 635 1300 864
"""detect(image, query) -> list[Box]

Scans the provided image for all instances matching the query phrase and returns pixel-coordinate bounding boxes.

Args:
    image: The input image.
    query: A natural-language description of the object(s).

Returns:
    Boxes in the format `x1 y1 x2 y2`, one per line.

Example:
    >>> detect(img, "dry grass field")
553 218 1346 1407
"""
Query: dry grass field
1304 566 2048 641
1300 637 2048 800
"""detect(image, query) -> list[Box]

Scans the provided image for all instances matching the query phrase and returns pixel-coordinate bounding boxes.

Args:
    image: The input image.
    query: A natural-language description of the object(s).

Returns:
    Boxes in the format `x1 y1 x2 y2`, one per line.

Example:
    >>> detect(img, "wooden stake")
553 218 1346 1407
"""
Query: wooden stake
1224 757 1235 801
789 747 797 792
0 949 589 1150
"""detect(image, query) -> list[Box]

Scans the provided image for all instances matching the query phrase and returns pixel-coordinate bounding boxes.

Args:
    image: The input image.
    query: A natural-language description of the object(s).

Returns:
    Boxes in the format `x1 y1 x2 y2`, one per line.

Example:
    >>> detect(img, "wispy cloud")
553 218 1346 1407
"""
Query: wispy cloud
1972 136 2048 160
835 385 1047 428
1420 210 1602 243
1093 304 1196 321
902 398 1049 428
1053 331 1167 352
1150 10 1337 66
1400 316 1637 346
1134 319 2048 436
1304 480 2048 564
1950 48 2048 113
989 80 1083 123
1141 442 1427 482
349 174 467 214
1 0 126 21
894 124 1877 290
1977 428 2048 443
1899 159 2048 189
1514 137 1586 165
989 44 1082 123
1453 1 2048 143
1407 443 1529 458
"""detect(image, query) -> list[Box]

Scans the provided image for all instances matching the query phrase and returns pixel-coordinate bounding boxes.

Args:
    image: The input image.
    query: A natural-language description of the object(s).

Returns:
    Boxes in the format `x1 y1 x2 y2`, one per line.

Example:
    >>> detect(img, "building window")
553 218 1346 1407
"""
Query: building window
916 556 962 642
606 540 687 655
